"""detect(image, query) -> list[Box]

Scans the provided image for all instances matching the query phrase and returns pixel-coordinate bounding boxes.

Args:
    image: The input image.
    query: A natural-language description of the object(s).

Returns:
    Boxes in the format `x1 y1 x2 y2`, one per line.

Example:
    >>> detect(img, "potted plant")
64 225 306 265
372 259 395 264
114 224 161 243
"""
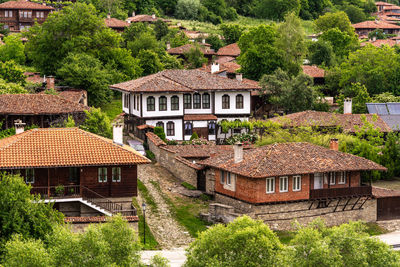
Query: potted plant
55 185 65 197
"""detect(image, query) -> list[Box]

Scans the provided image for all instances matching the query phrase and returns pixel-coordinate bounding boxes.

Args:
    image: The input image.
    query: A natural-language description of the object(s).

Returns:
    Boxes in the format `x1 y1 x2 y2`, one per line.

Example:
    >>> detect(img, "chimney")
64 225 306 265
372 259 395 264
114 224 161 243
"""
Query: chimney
177 22 181 27
372 36 377 42
211 62 219 74
132 11 135 17
343 98 352 114
202 62 206 68
46 76 55 90
234 142 243 163
202 38 206 44
107 14 110 19
152 14 156 19
14 119 26 134
166 41 171 50
112 123 123 145
329 138 339 151
235 73 243 82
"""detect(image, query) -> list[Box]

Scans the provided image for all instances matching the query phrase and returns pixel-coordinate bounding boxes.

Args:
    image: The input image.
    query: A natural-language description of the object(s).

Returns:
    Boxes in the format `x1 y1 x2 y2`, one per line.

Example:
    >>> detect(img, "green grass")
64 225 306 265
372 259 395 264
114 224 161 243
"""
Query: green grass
100 98 122 121
151 180 210 238
132 198 160 250
181 182 196 190
137 179 158 213
364 222 388 236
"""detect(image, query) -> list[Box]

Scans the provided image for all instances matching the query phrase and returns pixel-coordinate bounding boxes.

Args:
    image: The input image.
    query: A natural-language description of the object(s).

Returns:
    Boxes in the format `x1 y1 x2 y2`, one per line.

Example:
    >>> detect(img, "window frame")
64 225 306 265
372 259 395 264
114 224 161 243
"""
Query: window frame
123 93 130 109
147 96 155 111
112 167 121 182
137 95 140 111
159 96 167 111
329 172 336 185
25 168 35 184
279 176 288 192
222 94 230 109
184 94 192 109
226 172 231 185
166 121 175 136
98 167 107 183
193 93 201 109
171 95 179 111
184 122 193 136
208 121 216 135
156 121 164 129
236 94 244 109
202 93 210 109
220 170 225 184
266 177 275 194
338 172 346 184
293 175 301 192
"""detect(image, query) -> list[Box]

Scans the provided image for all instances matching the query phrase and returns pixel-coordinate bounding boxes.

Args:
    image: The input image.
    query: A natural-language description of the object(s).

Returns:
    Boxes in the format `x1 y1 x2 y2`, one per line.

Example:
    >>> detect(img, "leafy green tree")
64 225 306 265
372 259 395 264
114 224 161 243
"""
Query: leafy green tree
315 11 355 36
163 29 189 48
154 126 166 141
238 25 284 80
371 92 400 103
343 4 366 23
154 19 169 41
0 173 63 253
158 51 183 69
368 29 386 40
308 40 335 67
156 0 177 15
0 60 25 85
254 0 300 21
122 22 152 44
56 53 113 106
138 50 164 75
80 108 113 138
184 216 284 267
64 116 76 127
337 82 371 114
184 45 207 69
0 35 25 64
205 34 224 51
225 0 257 17
0 79 27 94
127 32 159 57
299 0 332 20
175 0 202 20
220 24 244 45
320 27 355 60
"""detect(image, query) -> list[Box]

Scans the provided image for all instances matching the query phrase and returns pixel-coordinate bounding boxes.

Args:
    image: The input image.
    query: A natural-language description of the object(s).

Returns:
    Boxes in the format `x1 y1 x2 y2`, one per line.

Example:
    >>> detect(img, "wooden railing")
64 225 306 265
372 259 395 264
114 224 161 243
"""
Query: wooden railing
31 185 80 198
81 186 124 215
310 186 372 200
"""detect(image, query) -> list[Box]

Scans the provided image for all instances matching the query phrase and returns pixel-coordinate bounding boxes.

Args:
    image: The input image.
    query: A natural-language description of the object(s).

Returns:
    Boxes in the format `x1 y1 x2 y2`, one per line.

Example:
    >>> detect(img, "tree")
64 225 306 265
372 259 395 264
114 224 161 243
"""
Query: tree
184 216 284 267
156 0 177 15
205 34 224 51
163 29 189 48
122 22 151 43
0 34 25 64
154 126 166 141
0 173 63 252
154 19 169 41
80 108 113 138
343 4 366 23
368 29 386 40
320 27 354 59
238 25 284 80
175 0 202 20
299 0 332 20
127 32 159 57
276 12 306 76
220 24 244 45
0 60 26 85
0 78 27 94
184 45 207 69
138 50 164 75
254 0 300 21
308 40 335 67
338 82 371 114
56 53 113 106
314 11 355 36
371 92 400 103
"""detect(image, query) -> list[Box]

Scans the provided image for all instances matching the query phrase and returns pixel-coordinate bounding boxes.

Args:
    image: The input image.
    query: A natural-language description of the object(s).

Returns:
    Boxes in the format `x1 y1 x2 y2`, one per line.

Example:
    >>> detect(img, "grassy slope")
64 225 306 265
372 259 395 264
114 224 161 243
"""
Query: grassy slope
100 98 122 121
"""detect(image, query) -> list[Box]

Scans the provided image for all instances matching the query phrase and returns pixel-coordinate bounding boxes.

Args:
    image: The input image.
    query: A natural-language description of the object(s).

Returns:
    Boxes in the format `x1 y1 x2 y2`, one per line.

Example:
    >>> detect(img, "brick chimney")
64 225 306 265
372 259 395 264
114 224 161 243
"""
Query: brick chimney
14 119 26 135
235 73 243 82
234 142 243 163
211 62 219 74
113 123 123 145
329 138 339 151
343 98 352 114
46 76 55 90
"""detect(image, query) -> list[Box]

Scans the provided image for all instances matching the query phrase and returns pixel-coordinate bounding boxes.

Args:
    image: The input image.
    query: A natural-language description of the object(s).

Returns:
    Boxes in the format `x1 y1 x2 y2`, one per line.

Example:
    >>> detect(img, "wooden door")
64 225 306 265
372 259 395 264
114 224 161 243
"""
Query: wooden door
193 127 208 140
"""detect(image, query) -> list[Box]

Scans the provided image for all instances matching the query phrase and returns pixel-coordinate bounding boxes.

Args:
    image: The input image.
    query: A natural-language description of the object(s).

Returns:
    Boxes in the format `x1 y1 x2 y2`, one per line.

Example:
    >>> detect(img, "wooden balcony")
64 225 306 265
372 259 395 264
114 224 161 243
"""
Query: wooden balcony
310 186 372 200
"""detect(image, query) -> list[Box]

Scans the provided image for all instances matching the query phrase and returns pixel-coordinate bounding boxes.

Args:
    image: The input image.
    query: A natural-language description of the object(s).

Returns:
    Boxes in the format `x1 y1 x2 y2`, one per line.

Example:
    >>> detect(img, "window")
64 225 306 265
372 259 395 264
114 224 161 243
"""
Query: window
156 121 164 129
279 176 288 192
25 169 35 184
236 94 244 109
202 93 210 109
159 96 167 111
226 172 232 185
293 175 301 191
123 93 130 109
98 168 107 182
166 121 174 136
5 10 12 17
171 95 179 111
112 167 121 182
133 94 136 110
222 94 230 109
220 170 225 184
233 119 241 134
19 11 32 18
69 167 79 183
266 177 275 193
147 96 155 111
208 121 216 135
184 94 192 109
184 122 193 136
36 11 44 18
193 93 201 109
338 172 346 184
329 172 336 185
137 95 140 110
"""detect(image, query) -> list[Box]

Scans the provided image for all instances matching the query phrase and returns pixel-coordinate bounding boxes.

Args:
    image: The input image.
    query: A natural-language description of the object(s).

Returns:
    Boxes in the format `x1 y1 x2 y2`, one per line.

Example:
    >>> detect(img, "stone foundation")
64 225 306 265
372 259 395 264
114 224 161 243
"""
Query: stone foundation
213 193 377 230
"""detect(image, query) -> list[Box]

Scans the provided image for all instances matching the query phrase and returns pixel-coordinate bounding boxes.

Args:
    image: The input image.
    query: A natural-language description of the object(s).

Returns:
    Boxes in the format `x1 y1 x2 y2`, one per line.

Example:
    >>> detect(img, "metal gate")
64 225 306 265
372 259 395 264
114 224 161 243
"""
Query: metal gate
377 197 400 221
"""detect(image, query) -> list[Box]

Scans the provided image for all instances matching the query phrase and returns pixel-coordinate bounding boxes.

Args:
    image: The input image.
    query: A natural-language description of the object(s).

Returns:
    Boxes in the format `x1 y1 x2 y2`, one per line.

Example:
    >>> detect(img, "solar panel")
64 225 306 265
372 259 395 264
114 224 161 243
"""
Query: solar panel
366 103 378 114
387 103 400 115
366 103 389 115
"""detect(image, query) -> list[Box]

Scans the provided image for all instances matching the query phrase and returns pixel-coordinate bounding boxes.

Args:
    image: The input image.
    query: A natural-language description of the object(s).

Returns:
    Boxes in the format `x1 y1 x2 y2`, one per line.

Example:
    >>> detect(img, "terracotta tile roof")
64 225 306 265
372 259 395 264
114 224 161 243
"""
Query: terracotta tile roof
380 14 400 20
383 5 400 10
269 111 392 133
0 1 54 10
301 65 325 78
183 114 217 121
216 56 235 64
0 128 150 169
57 90 87 104
65 216 139 223
167 43 215 56
361 39 397 47
145 132 166 146
126 14 169 23
376 1 394 6
110 70 259 93
352 20 400 29
201 142 387 178
175 156 204 170
104 17 129 28
182 30 209 39
24 72 42 84
198 61 240 74
137 124 154 130
372 186 400 198
217 43 240 57
0 94 88 115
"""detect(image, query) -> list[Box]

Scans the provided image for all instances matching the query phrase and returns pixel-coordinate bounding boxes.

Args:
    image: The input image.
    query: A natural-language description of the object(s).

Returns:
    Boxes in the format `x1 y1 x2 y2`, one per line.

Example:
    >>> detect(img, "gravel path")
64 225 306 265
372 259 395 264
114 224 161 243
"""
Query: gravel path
137 164 194 249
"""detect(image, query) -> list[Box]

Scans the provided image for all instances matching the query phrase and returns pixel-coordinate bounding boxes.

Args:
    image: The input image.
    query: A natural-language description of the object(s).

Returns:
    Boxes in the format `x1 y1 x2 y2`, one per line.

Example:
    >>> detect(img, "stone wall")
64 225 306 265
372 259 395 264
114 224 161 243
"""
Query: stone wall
205 169 215 195
214 193 377 230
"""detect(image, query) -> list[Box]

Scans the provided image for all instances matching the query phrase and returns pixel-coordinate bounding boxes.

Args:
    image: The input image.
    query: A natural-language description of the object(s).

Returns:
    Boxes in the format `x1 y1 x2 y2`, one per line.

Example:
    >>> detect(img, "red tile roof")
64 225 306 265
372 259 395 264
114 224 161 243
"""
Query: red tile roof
110 70 259 93
198 61 241 74
372 186 400 198
184 114 217 121
201 142 387 178
65 216 139 223
361 39 397 47
301 65 325 78
183 30 209 39
376 1 394 6
24 72 42 84
57 90 87 104
382 5 400 10
0 128 150 168
217 43 240 57
104 17 129 29
145 132 166 146
216 56 236 64
137 124 154 130
126 14 169 23
352 20 400 29
167 43 215 56
269 110 392 133
0 1 54 10
0 94 88 115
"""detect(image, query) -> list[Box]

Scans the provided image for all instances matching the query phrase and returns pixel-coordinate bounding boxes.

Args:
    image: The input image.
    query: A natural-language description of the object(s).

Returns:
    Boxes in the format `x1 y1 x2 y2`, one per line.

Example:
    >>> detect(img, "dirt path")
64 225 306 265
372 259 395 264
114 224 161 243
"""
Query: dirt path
137 164 194 249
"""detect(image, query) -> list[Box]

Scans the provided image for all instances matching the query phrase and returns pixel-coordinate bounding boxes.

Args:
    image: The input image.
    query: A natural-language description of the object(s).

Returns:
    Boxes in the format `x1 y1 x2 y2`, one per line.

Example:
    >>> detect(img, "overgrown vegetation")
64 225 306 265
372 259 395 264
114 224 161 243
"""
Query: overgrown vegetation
132 198 160 250
137 179 158 213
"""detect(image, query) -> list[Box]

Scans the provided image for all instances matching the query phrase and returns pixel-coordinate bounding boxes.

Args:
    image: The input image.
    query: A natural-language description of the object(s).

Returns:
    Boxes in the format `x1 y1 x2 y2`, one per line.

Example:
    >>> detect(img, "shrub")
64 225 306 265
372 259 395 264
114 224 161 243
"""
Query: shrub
190 132 199 141
146 150 155 160
181 182 196 190
153 126 166 141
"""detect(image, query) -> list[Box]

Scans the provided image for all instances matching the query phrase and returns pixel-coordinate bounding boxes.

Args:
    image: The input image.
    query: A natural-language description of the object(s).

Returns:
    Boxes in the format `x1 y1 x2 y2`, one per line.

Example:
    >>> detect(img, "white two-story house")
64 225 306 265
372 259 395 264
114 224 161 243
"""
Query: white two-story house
110 70 258 141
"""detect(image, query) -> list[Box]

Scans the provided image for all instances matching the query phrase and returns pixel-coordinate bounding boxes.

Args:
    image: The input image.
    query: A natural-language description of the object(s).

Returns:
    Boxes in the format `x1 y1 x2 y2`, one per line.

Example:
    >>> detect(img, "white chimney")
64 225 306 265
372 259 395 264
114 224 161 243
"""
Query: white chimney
234 142 243 163
107 14 110 19
372 36 377 42
14 119 26 134
132 11 135 17
202 38 206 44
113 123 123 145
344 98 352 114
166 42 171 50
211 62 219 74
236 73 243 82
152 14 156 19
177 22 181 27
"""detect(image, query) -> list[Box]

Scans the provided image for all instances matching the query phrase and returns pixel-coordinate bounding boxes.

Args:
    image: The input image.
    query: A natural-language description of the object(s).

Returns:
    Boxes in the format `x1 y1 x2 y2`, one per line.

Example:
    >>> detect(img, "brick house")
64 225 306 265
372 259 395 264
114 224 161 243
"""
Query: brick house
0 0 54 32
0 126 149 217
352 20 400 36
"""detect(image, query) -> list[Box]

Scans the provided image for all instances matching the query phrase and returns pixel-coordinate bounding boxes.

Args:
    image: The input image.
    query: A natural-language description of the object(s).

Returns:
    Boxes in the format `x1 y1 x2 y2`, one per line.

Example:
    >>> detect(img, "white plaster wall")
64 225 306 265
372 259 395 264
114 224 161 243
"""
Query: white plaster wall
214 91 251 115
193 121 208 127
146 119 183 140
142 93 184 118
184 92 213 115
122 92 129 114
129 94 141 117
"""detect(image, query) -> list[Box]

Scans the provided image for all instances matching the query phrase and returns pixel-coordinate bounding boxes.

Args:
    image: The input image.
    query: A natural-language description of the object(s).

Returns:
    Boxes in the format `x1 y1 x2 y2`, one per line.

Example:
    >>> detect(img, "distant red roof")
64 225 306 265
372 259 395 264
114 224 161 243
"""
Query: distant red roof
352 20 400 29
361 39 397 47
184 114 217 121
217 43 240 57
137 124 154 130
104 17 129 29
376 1 394 6
126 14 169 23
167 43 215 56
0 1 54 10
301 65 325 78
